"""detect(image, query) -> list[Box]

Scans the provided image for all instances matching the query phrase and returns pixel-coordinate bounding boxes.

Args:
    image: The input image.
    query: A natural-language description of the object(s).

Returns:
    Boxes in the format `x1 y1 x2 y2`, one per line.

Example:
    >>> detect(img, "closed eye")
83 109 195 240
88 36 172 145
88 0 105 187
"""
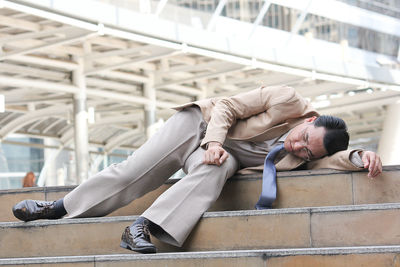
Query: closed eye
303 130 314 160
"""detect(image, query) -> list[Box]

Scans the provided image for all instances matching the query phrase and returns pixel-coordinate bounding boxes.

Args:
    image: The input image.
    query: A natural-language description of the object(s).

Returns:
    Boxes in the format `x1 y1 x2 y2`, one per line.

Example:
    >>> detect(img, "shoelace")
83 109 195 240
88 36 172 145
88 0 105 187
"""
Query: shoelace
132 224 150 240
36 201 54 208
35 201 55 215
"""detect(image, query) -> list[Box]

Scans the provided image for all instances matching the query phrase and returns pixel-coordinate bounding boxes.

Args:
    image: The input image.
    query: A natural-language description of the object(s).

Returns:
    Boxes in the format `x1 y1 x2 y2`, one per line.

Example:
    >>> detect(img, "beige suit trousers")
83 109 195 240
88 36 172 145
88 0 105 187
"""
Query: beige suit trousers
63 107 239 247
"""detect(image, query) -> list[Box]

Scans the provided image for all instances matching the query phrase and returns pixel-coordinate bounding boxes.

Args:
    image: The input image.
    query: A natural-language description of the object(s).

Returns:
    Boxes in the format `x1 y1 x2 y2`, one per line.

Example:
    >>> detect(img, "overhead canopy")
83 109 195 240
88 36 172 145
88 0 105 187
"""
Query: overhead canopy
0 0 399 153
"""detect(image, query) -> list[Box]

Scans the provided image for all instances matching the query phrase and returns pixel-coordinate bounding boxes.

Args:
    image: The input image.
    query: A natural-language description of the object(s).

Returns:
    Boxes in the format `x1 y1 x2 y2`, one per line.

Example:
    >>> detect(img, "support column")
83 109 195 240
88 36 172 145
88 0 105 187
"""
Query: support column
103 153 108 169
377 103 400 165
72 57 89 184
144 73 156 139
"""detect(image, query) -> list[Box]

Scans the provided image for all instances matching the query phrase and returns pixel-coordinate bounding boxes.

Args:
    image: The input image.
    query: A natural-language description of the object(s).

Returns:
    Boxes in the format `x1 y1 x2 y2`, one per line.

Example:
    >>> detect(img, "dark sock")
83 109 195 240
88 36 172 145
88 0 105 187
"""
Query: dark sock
53 198 67 218
133 216 164 235
147 220 165 236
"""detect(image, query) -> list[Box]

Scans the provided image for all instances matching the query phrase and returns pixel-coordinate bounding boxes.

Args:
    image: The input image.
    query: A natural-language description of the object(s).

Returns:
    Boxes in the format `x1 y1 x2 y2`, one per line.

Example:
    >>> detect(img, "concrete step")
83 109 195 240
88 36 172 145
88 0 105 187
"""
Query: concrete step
0 246 400 266
1 203 400 258
1 166 400 222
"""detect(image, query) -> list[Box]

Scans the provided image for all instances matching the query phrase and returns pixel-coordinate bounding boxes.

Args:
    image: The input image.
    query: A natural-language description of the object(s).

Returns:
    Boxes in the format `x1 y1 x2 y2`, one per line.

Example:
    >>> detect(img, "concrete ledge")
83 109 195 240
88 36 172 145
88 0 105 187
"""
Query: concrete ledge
1 166 400 222
1 246 400 265
4 165 400 196
2 203 400 257
2 202 400 229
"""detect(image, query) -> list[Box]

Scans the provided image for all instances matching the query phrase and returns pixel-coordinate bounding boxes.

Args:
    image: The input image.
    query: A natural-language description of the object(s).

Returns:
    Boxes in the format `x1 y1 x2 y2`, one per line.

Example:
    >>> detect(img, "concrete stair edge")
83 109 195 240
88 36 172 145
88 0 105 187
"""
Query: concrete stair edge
1 245 400 265
2 165 400 196
2 202 400 229
3 166 400 223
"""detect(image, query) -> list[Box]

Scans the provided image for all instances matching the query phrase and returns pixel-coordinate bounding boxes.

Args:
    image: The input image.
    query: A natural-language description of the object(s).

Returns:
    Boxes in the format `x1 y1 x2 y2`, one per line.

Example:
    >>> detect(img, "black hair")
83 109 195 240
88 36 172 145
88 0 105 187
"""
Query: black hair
313 115 349 156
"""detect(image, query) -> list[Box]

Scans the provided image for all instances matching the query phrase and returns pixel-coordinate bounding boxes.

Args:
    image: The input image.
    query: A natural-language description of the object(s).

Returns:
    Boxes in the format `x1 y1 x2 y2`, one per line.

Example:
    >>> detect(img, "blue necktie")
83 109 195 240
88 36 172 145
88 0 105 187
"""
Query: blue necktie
255 143 285 210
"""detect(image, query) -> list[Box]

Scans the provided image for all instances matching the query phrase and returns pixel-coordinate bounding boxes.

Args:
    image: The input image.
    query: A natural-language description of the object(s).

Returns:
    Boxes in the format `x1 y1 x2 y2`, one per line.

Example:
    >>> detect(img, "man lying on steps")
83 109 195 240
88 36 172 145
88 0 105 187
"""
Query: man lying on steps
12 85 382 254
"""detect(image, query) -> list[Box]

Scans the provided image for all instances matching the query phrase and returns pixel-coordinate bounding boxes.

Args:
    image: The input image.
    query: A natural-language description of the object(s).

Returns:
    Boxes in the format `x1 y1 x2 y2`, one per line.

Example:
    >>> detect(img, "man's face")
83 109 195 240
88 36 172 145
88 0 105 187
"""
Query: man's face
284 117 328 161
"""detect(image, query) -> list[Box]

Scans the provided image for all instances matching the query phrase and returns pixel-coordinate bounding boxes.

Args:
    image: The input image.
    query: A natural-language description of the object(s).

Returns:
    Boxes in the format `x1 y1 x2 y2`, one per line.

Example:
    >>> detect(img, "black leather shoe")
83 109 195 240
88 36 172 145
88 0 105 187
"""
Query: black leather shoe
120 221 157 254
12 200 60 222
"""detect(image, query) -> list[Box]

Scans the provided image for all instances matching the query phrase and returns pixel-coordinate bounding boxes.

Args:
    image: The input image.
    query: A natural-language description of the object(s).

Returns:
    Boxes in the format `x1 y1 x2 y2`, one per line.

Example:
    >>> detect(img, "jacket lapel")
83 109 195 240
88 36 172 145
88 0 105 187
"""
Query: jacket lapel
246 123 291 142
275 153 305 171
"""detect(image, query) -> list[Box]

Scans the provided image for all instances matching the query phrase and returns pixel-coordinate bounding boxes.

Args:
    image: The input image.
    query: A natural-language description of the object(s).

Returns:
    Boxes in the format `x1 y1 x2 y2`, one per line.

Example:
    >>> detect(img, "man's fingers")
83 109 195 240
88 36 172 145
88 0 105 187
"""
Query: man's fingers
368 156 376 172
203 146 228 166
363 155 370 169
203 151 211 164
219 150 229 164
363 152 383 178
371 157 382 177
362 152 370 169
213 150 221 165
203 149 215 165
367 155 376 178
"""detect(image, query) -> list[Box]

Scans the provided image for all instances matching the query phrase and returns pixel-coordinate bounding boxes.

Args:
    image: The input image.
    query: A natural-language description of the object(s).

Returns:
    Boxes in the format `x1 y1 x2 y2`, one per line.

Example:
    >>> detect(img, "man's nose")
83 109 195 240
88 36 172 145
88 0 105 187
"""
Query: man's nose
293 142 305 151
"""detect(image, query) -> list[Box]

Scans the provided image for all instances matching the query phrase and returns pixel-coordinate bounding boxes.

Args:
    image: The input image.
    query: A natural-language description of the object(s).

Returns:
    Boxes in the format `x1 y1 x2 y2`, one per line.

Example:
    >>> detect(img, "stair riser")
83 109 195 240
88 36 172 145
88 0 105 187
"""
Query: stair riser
0 253 399 266
1 208 400 257
2 169 400 222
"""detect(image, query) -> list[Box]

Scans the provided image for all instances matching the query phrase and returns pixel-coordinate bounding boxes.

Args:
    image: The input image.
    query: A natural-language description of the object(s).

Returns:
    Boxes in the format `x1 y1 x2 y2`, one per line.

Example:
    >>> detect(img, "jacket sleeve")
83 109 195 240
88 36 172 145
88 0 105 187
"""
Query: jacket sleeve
306 149 364 171
201 85 307 147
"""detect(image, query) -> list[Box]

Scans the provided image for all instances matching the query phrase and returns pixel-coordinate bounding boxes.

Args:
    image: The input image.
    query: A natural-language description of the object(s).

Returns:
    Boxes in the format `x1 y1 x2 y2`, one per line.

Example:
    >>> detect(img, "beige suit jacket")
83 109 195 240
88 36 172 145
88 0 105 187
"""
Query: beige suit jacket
175 85 362 172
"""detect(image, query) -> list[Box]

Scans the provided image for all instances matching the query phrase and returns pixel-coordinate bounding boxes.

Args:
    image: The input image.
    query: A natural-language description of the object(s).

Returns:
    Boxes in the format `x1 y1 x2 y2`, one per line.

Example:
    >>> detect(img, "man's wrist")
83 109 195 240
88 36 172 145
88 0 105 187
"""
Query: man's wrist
206 142 222 149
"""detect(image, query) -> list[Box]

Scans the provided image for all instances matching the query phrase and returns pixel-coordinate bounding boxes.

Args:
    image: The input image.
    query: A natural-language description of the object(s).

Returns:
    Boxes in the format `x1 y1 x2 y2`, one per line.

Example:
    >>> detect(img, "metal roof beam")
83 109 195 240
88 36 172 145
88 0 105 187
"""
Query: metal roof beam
5 0 400 86
0 75 79 94
160 84 203 97
27 118 46 132
86 77 141 93
155 66 244 88
154 0 169 17
92 70 149 84
84 45 152 60
9 54 78 70
248 0 271 39
207 0 227 31
156 60 225 75
0 62 68 80
0 14 41 31
104 127 143 153
0 75 174 109
42 118 64 133
0 25 75 44
320 95 400 115
0 30 95 60
85 50 180 75
0 106 67 138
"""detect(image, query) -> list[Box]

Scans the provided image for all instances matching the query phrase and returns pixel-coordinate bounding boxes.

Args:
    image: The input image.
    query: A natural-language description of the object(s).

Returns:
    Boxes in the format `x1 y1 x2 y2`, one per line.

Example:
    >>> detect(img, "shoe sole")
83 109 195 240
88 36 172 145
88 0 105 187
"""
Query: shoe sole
120 240 157 254
12 207 33 222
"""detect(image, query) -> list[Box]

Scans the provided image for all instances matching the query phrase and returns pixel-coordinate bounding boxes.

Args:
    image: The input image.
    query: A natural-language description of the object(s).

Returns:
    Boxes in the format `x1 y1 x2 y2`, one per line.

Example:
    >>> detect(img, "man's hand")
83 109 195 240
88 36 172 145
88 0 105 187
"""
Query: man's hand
203 142 229 166
360 151 382 178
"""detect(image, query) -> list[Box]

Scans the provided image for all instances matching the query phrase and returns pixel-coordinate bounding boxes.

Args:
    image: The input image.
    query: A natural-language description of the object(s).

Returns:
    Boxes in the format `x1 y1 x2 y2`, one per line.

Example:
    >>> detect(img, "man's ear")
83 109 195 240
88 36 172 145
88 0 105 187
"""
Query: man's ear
304 116 317 123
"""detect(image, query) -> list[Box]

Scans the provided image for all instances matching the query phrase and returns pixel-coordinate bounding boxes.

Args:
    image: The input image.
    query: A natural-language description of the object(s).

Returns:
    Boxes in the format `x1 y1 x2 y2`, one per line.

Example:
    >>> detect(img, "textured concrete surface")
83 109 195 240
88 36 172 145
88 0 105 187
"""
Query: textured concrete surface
2 204 400 257
1 167 399 265
275 173 353 208
1 246 400 266
182 211 310 251
2 167 400 222
311 208 400 247
353 169 400 204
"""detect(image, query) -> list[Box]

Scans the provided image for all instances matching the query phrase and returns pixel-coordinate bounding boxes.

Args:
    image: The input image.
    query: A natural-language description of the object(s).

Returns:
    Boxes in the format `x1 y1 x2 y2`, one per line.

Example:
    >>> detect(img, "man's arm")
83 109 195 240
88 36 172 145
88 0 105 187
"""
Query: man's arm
307 149 382 178
201 85 306 147
202 86 309 165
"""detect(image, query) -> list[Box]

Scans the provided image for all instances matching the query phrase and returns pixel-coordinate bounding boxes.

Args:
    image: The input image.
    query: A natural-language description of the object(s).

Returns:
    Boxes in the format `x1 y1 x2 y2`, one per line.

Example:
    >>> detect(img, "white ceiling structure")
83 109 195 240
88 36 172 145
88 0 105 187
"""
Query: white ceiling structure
0 0 399 155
